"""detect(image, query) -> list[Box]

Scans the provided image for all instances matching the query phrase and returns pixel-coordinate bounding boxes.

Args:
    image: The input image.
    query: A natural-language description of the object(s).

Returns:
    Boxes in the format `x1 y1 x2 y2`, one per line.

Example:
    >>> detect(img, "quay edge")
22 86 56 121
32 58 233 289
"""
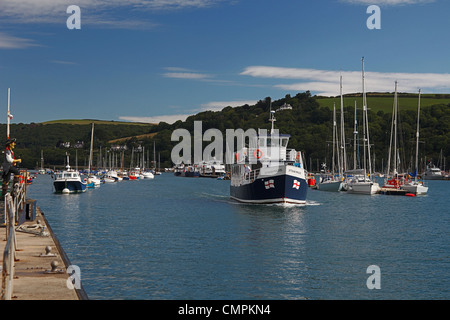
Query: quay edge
1 202 88 300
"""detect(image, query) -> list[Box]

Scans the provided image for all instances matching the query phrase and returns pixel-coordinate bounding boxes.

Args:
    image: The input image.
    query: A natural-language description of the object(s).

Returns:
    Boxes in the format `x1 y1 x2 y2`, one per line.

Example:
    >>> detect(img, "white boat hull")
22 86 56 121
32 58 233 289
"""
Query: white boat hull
402 182 428 195
347 181 380 195
317 180 345 192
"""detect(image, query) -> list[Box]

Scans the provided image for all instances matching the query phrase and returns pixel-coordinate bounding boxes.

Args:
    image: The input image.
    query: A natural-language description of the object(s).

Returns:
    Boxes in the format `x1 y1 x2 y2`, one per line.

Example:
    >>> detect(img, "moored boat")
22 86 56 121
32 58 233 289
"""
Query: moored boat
142 171 155 179
423 165 443 180
346 169 380 195
317 175 346 192
346 58 380 195
401 89 428 194
53 153 87 193
317 80 347 193
174 164 200 177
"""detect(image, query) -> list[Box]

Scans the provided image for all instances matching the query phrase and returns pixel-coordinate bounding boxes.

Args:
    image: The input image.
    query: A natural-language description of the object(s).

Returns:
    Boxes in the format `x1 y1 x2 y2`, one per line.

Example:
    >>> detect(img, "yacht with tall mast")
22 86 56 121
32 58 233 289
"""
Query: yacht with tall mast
346 57 380 195
86 123 102 187
317 76 346 192
380 81 409 195
402 90 428 194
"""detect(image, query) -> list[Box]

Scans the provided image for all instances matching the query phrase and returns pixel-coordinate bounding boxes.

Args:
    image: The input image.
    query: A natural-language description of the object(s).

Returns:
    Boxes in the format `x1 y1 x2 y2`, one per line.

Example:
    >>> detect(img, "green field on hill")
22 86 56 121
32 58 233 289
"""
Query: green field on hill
316 93 450 113
40 119 154 126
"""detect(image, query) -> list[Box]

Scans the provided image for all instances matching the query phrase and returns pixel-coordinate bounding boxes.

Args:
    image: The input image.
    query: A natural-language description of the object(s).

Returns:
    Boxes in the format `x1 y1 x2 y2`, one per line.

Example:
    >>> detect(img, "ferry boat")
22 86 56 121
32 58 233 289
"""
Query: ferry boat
230 110 307 205
53 153 87 193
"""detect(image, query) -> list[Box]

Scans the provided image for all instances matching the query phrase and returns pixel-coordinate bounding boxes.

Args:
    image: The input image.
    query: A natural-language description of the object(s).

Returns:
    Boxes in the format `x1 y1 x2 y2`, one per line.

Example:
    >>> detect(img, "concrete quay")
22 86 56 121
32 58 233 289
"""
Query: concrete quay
1 203 88 300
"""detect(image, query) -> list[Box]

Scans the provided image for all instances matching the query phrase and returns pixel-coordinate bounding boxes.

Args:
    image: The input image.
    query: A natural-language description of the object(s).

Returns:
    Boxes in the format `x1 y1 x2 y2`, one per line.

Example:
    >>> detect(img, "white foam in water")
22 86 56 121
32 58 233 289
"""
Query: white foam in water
306 200 321 206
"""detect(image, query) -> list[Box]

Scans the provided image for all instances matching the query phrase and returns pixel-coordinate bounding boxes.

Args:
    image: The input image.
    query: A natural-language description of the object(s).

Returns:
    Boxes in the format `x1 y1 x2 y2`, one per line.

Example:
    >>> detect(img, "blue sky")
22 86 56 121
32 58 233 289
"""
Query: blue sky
1 0 449 124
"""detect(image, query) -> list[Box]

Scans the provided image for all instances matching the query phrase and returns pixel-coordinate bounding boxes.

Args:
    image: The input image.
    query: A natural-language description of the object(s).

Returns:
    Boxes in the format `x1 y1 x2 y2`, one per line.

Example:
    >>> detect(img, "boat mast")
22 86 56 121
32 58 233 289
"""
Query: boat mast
361 57 367 175
340 75 347 173
89 123 94 173
7 88 11 139
386 89 394 177
332 102 337 175
353 100 358 170
393 81 398 176
415 89 421 183
362 57 375 177
41 150 44 171
153 140 156 171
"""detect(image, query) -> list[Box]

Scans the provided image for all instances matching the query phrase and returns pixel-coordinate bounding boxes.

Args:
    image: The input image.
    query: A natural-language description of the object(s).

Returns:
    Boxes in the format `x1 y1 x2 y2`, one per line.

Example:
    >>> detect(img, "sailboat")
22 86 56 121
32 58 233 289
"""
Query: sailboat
380 81 409 195
38 150 46 174
402 90 428 194
142 143 156 178
346 57 381 195
317 77 346 192
86 123 102 187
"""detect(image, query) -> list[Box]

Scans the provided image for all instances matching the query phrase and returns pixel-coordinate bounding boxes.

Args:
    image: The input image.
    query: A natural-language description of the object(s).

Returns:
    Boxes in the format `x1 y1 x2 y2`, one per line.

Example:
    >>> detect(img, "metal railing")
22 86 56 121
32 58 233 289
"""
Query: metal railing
1 172 27 300
2 194 17 300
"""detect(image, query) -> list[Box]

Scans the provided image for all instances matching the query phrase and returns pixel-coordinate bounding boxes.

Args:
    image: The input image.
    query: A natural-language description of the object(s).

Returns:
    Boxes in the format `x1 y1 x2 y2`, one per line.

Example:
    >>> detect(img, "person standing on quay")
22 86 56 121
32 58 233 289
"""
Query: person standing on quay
2 138 22 199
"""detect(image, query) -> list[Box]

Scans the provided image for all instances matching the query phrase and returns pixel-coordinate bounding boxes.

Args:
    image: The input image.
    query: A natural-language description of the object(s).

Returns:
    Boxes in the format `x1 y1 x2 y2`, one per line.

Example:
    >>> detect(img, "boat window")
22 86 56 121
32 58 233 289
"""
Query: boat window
267 138 279 147
259 138 266 147
281 138 288 147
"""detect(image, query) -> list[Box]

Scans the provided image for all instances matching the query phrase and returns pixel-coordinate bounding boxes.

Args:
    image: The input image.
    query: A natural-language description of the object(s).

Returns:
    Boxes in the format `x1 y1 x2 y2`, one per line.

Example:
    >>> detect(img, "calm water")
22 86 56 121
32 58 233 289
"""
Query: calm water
27 174 449 300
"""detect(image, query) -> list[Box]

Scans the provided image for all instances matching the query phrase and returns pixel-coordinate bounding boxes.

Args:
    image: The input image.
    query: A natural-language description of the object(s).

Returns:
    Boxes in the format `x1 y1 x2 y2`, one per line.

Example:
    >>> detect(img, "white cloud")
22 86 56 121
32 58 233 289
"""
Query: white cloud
163 72 212 80
162 68 237 85
119 114 191 124
0 0 227 26
119 99 256 124
340 0 435 5
50 60 78 65
0 32 38 49
200 100 258 111
241 66 450 96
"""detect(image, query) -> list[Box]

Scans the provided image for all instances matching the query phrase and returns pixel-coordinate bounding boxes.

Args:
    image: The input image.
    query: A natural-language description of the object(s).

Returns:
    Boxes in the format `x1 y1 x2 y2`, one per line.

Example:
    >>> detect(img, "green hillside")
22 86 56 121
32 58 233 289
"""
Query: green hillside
1 121 155 170
317 93 450 113
2 92 449 173
41 119 154 126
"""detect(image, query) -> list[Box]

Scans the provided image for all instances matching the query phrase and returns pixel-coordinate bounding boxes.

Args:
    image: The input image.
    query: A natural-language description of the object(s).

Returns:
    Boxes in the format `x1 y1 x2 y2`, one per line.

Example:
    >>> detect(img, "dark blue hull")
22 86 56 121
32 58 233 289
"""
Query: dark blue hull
174 171 200 177
54 180 87 193
230 174 307 204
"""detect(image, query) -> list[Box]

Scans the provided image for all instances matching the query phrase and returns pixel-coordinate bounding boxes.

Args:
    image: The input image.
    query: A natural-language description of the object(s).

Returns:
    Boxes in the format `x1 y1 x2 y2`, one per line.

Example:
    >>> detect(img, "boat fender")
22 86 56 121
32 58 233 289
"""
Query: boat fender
254 149 263 159
405 193 415 197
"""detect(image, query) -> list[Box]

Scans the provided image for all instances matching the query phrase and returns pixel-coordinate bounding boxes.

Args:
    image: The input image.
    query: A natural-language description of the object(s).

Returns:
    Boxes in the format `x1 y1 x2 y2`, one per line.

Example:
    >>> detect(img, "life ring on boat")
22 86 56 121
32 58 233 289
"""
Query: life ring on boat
254 149 263 159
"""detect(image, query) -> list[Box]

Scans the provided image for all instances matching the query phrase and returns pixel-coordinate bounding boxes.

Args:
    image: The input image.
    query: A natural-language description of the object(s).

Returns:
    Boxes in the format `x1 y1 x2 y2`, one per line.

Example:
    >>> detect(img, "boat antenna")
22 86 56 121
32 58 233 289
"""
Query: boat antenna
269 100 276 134
66 152 71 170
